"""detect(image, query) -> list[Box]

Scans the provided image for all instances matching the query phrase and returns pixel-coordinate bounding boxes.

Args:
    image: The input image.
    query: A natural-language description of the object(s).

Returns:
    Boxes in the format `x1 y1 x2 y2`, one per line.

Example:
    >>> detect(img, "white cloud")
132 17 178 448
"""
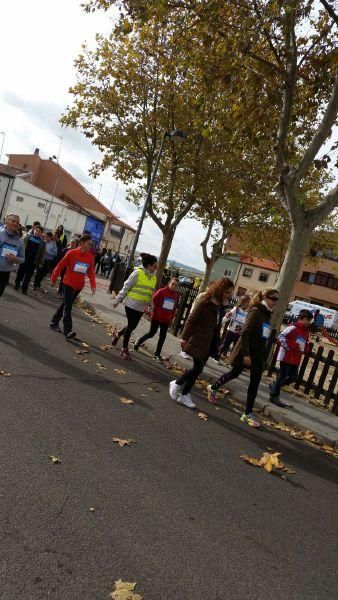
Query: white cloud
0 0 206 270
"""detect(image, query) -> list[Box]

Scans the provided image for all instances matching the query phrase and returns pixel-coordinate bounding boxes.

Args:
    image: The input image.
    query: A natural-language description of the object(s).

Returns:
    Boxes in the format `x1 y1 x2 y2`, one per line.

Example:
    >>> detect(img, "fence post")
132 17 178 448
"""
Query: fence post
315 349 334 400
171 289 189 337
267 344 278 377
295 342 314 389
304 346 324 396
325 362 338 412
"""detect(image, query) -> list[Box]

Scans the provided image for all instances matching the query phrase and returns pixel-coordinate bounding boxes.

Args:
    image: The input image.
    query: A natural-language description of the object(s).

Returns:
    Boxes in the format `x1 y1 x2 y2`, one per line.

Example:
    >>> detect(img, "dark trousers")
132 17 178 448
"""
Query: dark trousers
137 320 169 356
51 284 80 334
221 331 240 355
0 271 10 297
212 363 263 415
117 306 143 349
176 357 206 395
15 262 36 292
270 362 298 398
34 259 53 288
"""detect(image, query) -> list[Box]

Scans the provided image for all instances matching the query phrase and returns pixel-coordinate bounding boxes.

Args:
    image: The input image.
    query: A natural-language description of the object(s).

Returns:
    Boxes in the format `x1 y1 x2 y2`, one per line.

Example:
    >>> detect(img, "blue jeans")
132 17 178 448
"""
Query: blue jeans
271 362 299 397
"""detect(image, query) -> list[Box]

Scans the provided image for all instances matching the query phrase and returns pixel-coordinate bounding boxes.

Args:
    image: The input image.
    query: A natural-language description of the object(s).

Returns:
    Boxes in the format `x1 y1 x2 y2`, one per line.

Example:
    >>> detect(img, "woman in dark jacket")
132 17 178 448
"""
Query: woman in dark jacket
169 277 234 409
208 288 279 427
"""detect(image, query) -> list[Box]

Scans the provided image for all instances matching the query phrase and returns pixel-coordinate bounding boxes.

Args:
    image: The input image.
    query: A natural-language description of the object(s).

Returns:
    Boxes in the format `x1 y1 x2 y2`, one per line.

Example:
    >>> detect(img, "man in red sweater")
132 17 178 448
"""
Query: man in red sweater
49 233 96 340
134 278 179 361
269 309 313 407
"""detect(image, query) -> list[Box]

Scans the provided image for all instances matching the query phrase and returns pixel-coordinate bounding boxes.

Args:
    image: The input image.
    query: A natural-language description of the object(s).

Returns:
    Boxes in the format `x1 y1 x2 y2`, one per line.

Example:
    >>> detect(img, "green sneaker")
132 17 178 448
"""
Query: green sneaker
240 412 260 428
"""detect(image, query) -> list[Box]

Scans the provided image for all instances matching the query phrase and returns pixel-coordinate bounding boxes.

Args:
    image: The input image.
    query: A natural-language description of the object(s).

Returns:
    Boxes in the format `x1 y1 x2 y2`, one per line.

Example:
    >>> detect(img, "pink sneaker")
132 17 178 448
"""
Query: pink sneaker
120 348 132 360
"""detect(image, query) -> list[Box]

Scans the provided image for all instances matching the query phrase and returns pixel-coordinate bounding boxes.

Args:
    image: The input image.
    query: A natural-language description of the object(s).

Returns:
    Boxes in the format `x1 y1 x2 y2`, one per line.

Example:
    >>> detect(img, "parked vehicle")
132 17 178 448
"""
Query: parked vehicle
285 300 337 329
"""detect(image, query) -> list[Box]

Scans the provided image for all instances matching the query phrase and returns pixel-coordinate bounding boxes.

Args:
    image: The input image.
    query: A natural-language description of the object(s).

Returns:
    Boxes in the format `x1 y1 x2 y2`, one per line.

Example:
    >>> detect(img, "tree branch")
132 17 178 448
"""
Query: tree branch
200 219 214 264
147 193 165 231
294 69 338 185
307 183 338 226
320 0 338 25
275 6 297 170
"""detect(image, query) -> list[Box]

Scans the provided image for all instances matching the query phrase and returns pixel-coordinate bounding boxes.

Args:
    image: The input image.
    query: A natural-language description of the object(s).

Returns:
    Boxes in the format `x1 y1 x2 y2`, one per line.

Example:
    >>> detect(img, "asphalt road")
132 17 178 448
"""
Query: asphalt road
0 284 337 600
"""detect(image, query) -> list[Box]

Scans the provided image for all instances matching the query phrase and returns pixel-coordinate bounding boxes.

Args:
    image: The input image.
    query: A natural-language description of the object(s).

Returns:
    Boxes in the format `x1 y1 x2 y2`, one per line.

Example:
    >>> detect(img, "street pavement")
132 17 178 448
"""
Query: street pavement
0 281 338 600
82 278 338 447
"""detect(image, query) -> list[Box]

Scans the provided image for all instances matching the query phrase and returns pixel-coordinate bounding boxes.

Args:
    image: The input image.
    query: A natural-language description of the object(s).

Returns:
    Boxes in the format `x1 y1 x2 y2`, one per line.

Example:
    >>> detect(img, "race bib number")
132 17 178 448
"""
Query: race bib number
73 261 89 274
262 323 271 339
1 243 18 258
296 336 306 352
162 297 175 311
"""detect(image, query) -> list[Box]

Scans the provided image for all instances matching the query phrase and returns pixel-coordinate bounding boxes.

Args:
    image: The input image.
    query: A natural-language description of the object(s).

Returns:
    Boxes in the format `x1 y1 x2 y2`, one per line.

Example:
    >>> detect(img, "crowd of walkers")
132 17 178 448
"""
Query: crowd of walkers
0 212 313 429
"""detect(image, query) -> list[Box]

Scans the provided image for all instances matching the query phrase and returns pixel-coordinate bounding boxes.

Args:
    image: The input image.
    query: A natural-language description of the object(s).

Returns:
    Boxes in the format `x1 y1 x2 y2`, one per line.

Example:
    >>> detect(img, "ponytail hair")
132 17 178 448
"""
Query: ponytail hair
140 252 157 268
249 288 279 309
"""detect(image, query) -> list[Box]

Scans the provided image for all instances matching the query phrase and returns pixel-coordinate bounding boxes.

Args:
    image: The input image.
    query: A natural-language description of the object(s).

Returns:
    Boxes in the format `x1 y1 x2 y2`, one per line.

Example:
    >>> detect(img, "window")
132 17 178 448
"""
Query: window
224 268 232 277
37 202 45 209
301 271 315 283
259 272 269 282
314 271 338 290
243 268 253 278
16 196 24 203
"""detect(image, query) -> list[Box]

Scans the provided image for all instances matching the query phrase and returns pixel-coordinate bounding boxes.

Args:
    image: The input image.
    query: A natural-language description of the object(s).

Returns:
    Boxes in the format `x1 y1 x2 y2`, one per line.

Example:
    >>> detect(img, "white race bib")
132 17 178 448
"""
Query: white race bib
162 297 175 311
73 261 89 274
296 336 306 352
1 243 18 258
262 323 271 339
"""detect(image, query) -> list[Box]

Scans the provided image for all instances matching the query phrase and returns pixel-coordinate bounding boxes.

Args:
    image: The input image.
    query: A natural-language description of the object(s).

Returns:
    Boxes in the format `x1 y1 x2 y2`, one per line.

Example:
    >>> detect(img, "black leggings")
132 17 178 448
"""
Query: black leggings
270 362 298 398
0 271 10 297
51 284 81 334
175 357 206 395
137 320 169 356
117 306 143 349
212 364 263 415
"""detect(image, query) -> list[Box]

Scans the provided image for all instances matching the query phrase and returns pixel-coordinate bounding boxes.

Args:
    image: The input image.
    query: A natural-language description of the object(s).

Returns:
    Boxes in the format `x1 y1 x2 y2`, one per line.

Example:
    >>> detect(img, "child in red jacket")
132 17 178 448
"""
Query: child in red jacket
134 278 179 361
269 309 313 407
49 234 96 340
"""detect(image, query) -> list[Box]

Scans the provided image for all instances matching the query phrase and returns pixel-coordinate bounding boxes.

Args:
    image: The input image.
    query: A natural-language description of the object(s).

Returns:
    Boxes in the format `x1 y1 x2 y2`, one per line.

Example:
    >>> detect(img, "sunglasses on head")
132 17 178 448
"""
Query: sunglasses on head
268 296 279 302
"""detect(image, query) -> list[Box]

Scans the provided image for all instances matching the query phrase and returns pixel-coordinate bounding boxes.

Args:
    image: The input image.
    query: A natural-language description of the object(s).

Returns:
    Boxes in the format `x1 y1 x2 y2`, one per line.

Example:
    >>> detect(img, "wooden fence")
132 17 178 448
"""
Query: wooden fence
267 335 338 414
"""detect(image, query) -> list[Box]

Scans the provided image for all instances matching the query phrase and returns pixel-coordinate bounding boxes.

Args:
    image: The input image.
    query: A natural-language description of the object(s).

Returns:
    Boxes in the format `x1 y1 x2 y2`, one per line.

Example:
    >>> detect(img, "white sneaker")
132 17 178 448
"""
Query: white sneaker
169 380 181 400
180 351 192 360
177 394 196 409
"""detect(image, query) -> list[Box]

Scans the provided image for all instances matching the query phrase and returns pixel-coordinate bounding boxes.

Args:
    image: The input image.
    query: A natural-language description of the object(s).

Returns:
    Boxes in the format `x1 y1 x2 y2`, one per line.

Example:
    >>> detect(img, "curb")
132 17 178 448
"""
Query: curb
168 354 338 449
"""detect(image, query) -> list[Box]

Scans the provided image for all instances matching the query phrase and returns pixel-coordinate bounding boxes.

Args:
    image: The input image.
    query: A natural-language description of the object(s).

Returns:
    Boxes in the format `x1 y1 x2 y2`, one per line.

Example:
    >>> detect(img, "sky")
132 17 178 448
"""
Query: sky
0 0 206 269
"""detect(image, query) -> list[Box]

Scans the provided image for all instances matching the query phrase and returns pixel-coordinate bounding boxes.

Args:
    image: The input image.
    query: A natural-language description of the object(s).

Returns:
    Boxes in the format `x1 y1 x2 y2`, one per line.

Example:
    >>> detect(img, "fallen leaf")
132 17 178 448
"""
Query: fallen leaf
99 344 110 351
110 579 143 600
93 362 105 368
81 342 90 348
82 359 89 363
114 368 127 375
120 397 134 405
89 507 95 512
49 455 62 464
140 394 147 398
112 438 136 447
0 370 11 377
197 412 208 421
240 454 261 467
259 452 281 473
75 349 89 355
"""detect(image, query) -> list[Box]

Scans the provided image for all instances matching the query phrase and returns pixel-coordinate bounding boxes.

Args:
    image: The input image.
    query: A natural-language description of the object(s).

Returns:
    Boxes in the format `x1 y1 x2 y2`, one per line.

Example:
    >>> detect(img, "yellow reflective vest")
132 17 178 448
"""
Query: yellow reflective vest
127 267 156 304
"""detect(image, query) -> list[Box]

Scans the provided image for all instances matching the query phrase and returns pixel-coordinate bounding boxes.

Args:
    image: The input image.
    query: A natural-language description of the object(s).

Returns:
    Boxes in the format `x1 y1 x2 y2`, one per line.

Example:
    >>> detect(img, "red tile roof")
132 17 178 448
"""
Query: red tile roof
0 163 29 177
240 254 280 272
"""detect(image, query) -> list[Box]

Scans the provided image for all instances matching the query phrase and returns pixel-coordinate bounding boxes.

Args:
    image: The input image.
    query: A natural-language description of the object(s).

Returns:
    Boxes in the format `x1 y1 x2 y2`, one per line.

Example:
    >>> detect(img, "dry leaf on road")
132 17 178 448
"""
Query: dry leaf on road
93 362 105 368
99 344 110 351
120 397 134 405
197 412 208 421
0 370 11 377
110 579 143 600
114 368 127 376
81 342 90 348
76 349 89 355
240 454 261 467
112 438 136 447
140 394 147 398
49 455 62 464
259 452 281 473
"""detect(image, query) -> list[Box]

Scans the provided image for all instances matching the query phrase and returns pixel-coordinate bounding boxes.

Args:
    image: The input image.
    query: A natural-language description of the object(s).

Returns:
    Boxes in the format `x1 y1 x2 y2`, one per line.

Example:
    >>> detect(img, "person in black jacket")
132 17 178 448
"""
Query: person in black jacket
208 288 279 428
15 225 45 295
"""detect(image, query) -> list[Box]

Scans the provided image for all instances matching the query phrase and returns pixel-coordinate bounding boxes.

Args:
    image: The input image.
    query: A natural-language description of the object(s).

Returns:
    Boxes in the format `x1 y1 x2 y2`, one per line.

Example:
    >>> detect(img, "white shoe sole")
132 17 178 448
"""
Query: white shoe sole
169 381 181 400
176 397 196 409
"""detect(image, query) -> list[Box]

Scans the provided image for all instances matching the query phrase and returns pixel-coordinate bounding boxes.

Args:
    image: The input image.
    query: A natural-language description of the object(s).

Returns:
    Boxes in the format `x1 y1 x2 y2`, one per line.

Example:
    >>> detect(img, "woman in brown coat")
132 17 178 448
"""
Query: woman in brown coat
207 288 279 427
169 277 234 408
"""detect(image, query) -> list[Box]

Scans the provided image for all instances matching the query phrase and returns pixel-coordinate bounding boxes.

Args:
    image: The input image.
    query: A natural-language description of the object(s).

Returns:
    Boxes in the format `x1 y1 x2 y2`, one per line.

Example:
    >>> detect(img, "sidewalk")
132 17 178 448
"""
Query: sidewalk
81 277 338 448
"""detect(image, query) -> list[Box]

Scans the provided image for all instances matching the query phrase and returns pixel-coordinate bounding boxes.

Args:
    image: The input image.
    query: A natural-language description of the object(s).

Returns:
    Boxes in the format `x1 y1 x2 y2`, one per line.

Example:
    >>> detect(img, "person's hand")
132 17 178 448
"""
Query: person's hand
243 356 251 368
5 253 17 263
91 287 96 295
180 339 188 350
112 301 118 309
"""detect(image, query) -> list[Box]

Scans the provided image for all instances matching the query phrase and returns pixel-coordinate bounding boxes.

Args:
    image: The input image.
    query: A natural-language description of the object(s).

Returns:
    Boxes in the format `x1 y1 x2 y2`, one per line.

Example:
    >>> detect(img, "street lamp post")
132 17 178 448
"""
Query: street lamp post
125 129 186 273
44 135 63 228
0 131 5 163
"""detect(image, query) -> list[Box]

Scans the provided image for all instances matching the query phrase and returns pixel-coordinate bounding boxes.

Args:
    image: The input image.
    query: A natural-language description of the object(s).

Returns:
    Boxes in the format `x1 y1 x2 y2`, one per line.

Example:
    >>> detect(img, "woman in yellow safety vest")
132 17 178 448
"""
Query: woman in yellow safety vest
112 253 157 360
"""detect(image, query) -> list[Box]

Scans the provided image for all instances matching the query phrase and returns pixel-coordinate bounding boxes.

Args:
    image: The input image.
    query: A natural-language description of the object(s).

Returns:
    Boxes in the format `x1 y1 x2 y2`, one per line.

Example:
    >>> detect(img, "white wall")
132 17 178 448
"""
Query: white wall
4 177 87 237
102 219 135 253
